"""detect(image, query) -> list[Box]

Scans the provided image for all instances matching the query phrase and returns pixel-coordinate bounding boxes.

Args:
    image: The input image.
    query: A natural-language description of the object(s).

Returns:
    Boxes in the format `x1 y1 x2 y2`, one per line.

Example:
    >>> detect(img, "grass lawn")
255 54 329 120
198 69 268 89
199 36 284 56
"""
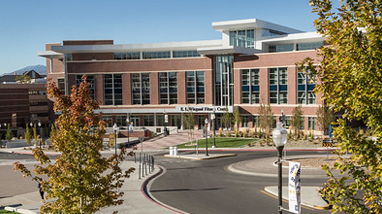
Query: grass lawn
174 137 258 149
0 210 21 214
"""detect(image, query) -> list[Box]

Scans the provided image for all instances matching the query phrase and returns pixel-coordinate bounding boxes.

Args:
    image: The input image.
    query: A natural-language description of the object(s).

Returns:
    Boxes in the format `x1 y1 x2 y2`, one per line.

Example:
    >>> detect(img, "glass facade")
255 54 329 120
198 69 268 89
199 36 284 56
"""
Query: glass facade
214 55 234 106
269 67 288 104
229 29 255 48
104 74 122 105
132 73 150 105
241 69 260 104
186 71 205 104
159 72 177 104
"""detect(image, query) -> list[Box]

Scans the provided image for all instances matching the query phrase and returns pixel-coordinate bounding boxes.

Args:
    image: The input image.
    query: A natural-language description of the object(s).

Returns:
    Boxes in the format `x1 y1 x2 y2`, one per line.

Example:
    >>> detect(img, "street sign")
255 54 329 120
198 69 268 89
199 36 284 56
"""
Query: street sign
109 133 115 147
322 139 333 147
289 161 301 214
129 124 133 133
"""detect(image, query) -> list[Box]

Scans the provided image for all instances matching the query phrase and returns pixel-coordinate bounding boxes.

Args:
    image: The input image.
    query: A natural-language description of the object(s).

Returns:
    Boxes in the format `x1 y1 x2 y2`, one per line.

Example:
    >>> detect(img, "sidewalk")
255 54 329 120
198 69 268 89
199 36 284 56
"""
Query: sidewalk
1 149 185 214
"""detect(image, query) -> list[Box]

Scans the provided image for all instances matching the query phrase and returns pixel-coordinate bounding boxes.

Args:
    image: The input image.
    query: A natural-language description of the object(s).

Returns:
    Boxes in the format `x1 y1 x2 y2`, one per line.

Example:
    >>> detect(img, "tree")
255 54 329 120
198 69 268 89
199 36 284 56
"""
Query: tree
299 1 382 213
316 104 334 136
14 75 134 214
258 103 274 137
33 123 38 147
25 124 32 146
5 124 13 141
233 108 242 129
15 74 32 84
222 108 232 130
183 107 196 142
290 105 303 138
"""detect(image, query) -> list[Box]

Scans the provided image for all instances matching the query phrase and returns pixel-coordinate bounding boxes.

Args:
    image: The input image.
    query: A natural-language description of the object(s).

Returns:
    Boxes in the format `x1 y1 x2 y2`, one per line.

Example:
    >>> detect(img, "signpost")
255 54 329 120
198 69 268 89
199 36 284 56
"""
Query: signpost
109 133 115 148
289 161 301 214
323 139 333 159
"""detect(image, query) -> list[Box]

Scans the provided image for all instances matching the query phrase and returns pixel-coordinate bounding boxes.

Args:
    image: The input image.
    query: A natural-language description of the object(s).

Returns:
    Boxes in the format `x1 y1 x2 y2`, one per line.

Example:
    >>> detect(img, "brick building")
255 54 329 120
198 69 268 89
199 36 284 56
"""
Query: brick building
38 18 325 134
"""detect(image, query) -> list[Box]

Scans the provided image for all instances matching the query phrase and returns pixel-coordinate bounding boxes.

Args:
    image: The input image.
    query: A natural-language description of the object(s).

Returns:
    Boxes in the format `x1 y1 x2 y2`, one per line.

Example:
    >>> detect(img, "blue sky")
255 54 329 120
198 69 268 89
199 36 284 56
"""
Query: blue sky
0 0 326 75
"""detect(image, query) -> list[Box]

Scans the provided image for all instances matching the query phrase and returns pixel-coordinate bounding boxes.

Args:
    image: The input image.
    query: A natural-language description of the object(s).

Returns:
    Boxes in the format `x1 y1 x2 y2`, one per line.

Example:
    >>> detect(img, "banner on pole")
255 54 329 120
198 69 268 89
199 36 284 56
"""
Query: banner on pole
289 161 301 214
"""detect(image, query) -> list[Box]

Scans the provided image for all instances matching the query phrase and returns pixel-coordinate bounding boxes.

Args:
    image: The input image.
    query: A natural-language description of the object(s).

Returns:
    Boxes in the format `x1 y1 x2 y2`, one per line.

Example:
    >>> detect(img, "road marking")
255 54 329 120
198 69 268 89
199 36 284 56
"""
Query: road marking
260 190 315 211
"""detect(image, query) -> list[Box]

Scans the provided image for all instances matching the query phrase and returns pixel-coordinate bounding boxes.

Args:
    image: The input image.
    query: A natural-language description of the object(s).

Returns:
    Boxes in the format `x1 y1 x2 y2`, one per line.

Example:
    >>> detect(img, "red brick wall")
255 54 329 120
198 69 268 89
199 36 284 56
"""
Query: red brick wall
150 72 159 105
177 72 187 104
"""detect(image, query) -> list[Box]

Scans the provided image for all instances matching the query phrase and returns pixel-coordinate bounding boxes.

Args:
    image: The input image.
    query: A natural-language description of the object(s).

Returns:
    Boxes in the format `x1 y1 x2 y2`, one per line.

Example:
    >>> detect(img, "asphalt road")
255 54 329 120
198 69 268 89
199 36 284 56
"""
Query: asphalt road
149 151 331 214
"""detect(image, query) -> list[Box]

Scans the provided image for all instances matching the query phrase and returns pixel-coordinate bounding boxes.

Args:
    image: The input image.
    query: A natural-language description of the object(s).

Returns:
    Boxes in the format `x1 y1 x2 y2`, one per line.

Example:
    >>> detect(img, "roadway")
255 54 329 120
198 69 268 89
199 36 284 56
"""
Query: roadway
149 151 331 214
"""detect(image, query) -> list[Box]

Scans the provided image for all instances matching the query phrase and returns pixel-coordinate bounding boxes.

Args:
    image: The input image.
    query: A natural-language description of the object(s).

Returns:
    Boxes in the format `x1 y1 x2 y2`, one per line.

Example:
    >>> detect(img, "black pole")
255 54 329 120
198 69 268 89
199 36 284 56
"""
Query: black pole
205 126 209 156
213 117 216 148
114 130 117 155
277 146 284 214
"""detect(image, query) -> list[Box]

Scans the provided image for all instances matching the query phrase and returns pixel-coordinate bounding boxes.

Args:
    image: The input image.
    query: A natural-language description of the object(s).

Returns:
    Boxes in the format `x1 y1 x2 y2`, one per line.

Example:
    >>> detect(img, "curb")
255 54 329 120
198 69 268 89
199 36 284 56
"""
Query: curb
4 206 37 214
141 165 189 214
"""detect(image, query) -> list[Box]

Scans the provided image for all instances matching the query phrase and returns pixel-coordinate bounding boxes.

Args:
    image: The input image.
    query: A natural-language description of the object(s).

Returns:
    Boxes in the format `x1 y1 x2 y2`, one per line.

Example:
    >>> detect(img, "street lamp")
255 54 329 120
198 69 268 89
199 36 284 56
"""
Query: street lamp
113 123 119 155
126 114 130 146
164 112 168 136
38 121 42 149
280 108 286 126
204 118 209 156
211 111 216 148
272 122 288 214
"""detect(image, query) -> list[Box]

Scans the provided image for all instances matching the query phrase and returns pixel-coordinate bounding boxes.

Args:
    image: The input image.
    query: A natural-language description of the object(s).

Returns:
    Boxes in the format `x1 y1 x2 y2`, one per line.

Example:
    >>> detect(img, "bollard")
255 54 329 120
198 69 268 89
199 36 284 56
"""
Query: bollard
139 164 141 179
169 146 173 155
151 156 154 172
173 146 178 156
134 152 136 163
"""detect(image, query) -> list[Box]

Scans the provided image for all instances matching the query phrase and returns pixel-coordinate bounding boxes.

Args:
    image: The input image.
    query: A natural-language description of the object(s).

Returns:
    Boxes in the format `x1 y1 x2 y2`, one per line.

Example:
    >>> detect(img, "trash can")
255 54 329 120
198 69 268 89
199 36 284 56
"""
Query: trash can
169 146 174 156
173 146 178 156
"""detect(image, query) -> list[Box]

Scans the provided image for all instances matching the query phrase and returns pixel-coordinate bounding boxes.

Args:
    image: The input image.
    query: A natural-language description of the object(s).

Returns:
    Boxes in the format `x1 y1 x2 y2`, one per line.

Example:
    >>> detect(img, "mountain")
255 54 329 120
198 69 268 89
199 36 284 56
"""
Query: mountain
3 65 46 76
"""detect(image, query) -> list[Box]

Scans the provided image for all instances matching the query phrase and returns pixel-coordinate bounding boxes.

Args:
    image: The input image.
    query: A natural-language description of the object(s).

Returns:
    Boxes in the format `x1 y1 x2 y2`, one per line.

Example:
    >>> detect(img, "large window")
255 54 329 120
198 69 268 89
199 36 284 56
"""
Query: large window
186 71 205 104
132 73 150 105
269 44 294 53
230 29 255 48
241 69 260 104
57 78 65 91
297 42 323 51
114 52 140 60
173 50 200 58
269 67 288 104
298 70 316 104
242 115 249 128
143 51 171 59
104 74 122 105
159 72 177 104
308 117 316 130
76 75 95 99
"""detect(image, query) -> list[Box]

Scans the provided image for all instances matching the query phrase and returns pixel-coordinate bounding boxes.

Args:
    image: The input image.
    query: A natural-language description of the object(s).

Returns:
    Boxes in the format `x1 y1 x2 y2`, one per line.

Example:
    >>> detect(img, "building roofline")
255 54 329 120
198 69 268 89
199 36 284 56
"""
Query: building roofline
49 40 223 54
212 18 303 34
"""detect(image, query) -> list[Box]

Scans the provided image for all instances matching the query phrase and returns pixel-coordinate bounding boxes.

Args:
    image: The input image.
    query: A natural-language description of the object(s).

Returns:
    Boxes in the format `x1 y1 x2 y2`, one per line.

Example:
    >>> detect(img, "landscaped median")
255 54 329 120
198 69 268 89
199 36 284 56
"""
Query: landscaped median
173 137 259 149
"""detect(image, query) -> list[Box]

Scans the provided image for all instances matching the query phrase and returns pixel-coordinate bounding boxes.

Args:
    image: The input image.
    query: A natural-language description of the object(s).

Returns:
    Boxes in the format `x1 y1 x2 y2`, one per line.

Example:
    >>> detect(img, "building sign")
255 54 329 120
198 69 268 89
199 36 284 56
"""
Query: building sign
289 161 301 214
176 106 233 113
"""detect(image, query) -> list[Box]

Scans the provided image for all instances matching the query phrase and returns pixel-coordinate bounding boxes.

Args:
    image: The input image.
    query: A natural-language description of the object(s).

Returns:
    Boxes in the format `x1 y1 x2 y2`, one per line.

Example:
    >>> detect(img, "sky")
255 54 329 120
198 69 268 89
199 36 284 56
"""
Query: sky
0 0 330 75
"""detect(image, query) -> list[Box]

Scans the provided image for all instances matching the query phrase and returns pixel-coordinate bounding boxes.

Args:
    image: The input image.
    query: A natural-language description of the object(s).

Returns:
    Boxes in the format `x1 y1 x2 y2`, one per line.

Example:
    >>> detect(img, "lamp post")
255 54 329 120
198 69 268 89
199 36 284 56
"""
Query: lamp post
113 123 119 155
204 118 209 156
272 122 288 214
164 112 168 136
126 114 130 145
211 111 216 148
38 121 42 149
